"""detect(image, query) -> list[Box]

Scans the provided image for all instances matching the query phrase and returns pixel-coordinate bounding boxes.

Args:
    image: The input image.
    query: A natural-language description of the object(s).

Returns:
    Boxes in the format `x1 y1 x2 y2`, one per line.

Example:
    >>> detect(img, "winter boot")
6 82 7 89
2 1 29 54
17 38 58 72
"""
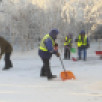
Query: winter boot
47 75 57 80
40 67 47 77
3 59 13 70
2 67 10 70
78 57 81 60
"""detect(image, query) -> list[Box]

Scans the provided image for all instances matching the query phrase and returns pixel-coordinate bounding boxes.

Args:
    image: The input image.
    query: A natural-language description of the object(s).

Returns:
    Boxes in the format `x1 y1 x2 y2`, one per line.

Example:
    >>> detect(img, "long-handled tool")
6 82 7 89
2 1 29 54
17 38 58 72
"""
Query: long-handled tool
59 56 76 81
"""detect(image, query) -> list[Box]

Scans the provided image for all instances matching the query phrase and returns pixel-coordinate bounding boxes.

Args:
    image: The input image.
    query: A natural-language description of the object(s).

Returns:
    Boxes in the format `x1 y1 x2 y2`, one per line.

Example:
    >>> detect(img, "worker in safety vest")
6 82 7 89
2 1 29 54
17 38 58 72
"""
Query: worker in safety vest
75 30 90 60
38 29 60 80
64 33 73 60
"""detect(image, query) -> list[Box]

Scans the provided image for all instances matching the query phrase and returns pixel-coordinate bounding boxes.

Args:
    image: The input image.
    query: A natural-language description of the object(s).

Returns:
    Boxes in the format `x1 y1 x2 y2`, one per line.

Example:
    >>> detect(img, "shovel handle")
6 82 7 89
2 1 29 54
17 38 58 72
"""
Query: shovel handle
59 56 66 71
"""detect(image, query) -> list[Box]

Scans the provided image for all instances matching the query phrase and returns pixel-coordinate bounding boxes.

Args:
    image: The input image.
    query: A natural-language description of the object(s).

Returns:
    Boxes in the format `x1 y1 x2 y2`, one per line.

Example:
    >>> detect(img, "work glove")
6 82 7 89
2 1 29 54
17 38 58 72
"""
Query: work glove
56 52 60 57
54 42 58 51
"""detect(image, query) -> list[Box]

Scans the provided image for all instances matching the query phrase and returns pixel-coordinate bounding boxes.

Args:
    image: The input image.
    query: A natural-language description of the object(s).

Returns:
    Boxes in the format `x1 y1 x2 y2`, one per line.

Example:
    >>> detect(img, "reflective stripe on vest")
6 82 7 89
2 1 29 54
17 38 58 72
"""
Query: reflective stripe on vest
64 36 72 45
77 35 87 47
40 34 55 51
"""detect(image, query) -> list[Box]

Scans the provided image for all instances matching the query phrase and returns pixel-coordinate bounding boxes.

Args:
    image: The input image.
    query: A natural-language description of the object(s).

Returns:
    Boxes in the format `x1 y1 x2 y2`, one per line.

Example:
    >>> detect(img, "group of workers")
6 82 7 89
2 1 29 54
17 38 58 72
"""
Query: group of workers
64 30 90 60
38 29 90 80
0 28 90 80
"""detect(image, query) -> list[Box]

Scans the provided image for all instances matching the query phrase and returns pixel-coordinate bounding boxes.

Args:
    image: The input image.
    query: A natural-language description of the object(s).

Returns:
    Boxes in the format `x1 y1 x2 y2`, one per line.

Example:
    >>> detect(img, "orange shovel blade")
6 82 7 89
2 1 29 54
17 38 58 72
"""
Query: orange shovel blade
60 71 76 81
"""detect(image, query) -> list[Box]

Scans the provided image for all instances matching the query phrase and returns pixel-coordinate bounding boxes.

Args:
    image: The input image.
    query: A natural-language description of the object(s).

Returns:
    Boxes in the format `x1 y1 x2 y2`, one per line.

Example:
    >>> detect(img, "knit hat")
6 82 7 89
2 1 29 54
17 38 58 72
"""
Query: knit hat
49 28 59 39
80 30 85 34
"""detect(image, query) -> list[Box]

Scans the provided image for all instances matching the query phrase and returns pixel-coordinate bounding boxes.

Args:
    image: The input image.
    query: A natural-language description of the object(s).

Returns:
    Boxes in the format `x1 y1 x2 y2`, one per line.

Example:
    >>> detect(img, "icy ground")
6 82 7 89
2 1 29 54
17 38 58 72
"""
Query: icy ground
0 42 102 102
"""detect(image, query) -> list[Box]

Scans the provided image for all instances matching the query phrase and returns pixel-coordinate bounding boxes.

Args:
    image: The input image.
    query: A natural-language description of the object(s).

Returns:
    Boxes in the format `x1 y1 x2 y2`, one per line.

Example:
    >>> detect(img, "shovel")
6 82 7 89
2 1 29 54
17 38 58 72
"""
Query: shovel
70 48 77 61
59 56 76 81
70 48 76 53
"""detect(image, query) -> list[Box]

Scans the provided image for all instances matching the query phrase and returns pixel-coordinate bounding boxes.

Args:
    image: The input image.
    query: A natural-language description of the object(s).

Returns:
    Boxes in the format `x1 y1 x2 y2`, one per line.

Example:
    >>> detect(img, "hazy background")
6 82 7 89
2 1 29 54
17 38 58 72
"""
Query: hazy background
0 0 102 51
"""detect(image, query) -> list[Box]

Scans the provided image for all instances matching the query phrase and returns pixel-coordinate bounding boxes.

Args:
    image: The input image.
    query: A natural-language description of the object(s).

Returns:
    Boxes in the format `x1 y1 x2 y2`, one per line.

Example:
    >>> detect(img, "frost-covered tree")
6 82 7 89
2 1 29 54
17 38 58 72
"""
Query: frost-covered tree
0 0 102 51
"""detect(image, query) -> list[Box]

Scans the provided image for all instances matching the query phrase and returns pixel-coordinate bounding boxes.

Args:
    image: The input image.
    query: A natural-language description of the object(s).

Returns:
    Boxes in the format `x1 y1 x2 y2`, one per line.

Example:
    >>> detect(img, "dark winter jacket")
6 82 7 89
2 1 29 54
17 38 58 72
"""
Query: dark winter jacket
38 29 59 59
0 36 13 56
39 38 58 59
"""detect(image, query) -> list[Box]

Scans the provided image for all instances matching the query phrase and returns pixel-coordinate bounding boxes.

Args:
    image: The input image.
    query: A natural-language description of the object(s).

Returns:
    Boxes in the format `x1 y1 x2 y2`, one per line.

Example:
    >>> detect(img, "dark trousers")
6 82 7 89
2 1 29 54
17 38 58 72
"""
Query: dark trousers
78 47 87 60
4 53 13 69
40 59 52 78
64 46 70 59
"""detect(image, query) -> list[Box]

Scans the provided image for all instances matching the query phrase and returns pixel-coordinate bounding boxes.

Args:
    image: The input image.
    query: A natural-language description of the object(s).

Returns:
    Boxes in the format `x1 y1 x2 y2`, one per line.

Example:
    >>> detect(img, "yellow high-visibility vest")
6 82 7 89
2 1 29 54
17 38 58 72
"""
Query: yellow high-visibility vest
77 35 87 47
40 34 55 51
64 36 72 45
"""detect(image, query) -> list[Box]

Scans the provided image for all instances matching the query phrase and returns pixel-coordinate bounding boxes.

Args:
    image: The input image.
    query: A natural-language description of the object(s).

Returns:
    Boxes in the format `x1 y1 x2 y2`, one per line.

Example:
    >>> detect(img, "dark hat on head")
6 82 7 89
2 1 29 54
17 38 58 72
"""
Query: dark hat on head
49 28 59 39
80 30 85 34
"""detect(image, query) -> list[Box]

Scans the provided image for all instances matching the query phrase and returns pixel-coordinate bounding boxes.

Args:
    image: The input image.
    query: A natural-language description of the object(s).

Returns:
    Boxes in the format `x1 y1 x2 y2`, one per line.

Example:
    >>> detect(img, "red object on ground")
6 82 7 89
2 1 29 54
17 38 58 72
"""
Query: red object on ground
72 57 77 61
96 51 102 55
